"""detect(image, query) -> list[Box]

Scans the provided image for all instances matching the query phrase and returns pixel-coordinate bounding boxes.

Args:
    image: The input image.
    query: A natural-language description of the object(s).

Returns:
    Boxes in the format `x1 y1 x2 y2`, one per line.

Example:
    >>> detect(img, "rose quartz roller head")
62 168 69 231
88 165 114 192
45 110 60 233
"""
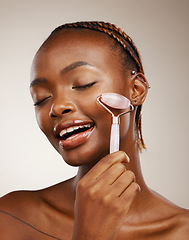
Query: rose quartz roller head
97 93 134 153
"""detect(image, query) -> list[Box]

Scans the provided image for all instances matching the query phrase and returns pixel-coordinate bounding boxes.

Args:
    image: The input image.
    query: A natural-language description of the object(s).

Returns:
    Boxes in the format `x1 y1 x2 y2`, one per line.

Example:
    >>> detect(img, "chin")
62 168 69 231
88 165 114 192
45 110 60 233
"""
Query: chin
60 141 109 167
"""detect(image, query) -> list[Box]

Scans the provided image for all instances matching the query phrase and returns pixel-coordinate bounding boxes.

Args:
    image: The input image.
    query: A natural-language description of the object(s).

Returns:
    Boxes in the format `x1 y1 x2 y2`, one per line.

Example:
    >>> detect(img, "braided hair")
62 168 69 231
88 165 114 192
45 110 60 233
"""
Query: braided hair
47 21 146 151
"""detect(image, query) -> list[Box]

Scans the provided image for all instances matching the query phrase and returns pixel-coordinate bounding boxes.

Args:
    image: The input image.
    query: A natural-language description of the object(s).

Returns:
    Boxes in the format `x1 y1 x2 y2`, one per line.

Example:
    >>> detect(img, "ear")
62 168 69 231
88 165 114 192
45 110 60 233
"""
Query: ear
129 73 149 106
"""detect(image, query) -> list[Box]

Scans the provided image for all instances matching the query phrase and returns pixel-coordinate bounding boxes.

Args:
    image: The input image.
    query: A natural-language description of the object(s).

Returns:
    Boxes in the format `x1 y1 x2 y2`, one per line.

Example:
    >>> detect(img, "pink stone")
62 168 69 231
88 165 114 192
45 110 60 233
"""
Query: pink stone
101 93 130 109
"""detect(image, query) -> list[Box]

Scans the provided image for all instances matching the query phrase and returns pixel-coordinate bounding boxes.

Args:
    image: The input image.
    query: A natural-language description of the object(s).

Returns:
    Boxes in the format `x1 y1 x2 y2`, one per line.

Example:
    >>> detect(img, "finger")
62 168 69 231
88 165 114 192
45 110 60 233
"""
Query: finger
98 162 126 185
86 151 130 180
112 182 140 216
110 170 136 197
119 182 140 204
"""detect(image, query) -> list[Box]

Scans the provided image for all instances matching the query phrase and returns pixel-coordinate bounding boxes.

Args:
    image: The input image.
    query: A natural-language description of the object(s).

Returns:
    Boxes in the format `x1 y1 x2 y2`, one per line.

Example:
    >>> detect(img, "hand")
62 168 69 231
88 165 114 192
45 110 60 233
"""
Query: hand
72 151 140 240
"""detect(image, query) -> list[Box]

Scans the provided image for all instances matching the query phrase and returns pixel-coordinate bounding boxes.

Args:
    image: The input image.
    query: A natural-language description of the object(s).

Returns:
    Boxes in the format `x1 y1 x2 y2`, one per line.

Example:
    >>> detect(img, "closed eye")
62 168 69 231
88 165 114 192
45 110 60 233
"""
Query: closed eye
72 82 96 90
34 96 52 106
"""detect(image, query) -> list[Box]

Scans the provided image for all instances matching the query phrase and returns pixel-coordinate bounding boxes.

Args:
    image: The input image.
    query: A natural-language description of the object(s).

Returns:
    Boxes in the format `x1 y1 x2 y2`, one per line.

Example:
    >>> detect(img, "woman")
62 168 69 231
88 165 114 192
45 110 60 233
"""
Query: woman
0 21 188 239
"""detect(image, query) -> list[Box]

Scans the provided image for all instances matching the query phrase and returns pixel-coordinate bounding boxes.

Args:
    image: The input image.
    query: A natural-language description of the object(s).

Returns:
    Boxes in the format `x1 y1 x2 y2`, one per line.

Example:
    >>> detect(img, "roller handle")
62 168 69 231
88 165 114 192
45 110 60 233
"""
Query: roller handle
110 123 119 154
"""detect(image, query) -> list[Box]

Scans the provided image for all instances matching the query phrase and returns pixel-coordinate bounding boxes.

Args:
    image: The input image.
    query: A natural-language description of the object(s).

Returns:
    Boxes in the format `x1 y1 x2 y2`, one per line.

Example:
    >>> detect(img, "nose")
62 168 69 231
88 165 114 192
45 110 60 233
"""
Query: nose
49 97 76 118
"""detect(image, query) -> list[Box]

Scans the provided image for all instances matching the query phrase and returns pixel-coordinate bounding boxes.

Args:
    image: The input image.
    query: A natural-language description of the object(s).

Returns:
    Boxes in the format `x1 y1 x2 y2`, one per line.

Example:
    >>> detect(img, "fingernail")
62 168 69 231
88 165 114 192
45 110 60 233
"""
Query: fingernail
138 184 141 192
122 151 130 163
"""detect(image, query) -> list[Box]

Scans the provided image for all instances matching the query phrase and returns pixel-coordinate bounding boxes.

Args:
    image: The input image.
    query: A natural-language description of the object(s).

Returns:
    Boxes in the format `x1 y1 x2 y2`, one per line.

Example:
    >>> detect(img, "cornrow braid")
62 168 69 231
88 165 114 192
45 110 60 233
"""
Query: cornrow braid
50 21 146 151
95 22 143 72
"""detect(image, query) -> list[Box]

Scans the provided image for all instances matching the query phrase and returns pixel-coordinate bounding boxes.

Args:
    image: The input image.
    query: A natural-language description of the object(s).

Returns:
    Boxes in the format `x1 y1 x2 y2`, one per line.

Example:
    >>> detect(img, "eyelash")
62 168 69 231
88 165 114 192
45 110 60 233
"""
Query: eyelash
72 82 96 89
34 82 96 106
34 96 51 106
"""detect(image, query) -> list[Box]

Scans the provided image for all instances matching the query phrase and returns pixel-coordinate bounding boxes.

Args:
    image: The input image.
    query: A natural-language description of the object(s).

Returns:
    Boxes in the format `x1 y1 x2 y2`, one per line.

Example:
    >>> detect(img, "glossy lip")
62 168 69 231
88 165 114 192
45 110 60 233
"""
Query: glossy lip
54 119 95 150
58 126 95 150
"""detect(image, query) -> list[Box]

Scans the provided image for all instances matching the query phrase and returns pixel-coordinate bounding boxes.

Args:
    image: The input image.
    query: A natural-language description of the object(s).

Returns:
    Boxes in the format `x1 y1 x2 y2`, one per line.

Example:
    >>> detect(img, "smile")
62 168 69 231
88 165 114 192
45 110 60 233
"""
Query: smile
54 120 95 150
59 123 94 140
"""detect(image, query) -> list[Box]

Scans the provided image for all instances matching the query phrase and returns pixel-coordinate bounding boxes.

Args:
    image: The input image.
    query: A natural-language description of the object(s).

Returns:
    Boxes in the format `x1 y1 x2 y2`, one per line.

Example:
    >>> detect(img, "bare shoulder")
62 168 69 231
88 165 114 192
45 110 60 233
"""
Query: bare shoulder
0 179 74 239
0 190 40 216
0 189 41 213
172 207 189 239
151 191 189 239
0 190 41 239
0 177 74 213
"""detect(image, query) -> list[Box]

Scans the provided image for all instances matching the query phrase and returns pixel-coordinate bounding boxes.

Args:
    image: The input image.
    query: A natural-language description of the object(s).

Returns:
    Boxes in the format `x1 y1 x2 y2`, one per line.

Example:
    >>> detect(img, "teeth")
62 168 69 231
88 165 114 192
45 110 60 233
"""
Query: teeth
67 126 79 133
59 124 92 137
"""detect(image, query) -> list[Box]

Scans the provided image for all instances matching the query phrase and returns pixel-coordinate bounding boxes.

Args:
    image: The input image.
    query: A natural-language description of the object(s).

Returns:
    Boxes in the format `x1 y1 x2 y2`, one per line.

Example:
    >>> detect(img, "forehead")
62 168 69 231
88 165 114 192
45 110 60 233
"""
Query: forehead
43 28 114 50
32 29 122 75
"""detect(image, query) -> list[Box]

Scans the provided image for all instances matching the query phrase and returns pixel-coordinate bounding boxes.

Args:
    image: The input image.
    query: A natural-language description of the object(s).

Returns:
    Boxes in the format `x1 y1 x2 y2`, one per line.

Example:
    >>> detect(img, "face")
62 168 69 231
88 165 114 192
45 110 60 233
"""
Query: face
30 29 132 167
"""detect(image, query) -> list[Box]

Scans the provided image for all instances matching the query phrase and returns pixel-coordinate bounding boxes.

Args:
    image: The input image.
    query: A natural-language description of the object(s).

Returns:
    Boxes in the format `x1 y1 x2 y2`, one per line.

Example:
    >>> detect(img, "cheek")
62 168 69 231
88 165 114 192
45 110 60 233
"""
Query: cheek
120 114 130 141
35 109 51 136
75 93 112 125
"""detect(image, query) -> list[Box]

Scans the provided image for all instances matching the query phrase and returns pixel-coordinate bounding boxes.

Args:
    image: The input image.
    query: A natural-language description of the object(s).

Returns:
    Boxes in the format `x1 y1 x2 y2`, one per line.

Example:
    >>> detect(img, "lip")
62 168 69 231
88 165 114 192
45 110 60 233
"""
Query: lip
54 119 95 150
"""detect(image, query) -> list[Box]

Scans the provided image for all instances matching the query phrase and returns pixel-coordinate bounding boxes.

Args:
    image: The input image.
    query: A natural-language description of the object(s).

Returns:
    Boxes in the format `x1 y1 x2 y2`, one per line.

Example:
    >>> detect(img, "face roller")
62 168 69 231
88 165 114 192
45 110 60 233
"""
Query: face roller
97 93 134 154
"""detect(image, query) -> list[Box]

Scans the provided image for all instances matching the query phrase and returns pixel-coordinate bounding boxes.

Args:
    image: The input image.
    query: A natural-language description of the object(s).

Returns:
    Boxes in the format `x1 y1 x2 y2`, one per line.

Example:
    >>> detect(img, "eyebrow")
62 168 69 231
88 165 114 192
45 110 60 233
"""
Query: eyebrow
30 78 47 88
60 61 95 75
30 61 95 88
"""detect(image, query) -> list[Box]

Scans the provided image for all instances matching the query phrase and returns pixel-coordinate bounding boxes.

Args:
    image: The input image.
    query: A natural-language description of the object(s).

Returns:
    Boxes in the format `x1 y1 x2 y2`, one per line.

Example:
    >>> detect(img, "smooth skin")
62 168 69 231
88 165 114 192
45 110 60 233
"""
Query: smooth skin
0 29 188 239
